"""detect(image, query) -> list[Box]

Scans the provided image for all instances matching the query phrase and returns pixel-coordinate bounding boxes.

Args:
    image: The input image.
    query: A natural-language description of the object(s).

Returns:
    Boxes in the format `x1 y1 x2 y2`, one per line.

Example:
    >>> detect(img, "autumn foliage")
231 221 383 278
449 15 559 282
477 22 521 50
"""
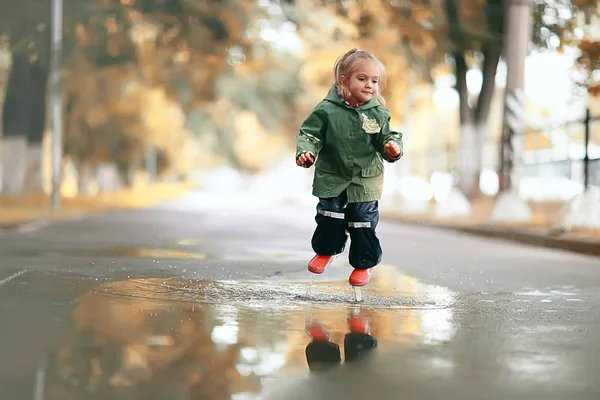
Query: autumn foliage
1 0 600 192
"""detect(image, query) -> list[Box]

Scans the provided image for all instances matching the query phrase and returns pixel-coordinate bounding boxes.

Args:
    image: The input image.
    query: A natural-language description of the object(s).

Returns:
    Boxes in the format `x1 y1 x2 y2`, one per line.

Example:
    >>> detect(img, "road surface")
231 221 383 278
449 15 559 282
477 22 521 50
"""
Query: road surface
0 190 598 399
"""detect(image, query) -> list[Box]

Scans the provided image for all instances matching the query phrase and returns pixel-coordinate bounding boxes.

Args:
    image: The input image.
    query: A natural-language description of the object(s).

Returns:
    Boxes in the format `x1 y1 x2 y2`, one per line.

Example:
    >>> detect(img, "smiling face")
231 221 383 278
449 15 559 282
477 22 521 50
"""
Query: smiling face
340 59 380 103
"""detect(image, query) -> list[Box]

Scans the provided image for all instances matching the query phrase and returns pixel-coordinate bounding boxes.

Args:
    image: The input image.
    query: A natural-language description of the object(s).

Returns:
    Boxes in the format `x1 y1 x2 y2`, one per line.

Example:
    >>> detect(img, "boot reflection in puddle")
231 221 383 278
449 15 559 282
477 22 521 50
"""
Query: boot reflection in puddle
305 311 378 372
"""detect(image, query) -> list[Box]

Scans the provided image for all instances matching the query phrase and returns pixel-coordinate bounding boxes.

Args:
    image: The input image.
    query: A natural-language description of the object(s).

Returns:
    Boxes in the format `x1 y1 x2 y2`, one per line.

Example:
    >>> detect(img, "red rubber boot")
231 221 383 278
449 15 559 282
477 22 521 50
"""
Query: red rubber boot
308 255 333 274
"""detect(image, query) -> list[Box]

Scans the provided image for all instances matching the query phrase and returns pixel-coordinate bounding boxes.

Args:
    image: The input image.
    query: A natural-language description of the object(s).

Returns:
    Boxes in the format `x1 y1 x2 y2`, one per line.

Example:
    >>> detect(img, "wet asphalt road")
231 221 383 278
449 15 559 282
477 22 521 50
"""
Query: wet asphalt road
0 190 599 399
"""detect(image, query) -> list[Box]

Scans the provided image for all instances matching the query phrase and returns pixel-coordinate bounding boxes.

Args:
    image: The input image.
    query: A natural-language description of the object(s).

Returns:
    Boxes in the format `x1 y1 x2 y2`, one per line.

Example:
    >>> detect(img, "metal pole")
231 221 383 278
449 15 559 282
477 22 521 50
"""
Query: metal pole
499 0 533 192
50 0 63 212
583 108 590 189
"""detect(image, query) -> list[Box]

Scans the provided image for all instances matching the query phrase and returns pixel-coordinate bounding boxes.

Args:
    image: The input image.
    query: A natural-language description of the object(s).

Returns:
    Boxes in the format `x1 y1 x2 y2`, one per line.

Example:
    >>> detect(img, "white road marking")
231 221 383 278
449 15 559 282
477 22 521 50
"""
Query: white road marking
16 220 49 234
0 269 28 286
33 356 46 400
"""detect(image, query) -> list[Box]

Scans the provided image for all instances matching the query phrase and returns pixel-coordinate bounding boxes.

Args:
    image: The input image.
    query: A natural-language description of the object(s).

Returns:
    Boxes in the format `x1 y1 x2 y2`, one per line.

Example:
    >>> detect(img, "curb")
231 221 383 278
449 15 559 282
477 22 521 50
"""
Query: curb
384 214 600 258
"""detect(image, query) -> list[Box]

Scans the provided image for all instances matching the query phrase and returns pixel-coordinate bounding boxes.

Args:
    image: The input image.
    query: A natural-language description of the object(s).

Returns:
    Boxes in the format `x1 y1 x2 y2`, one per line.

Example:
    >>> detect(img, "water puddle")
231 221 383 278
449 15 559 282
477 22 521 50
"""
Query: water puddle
81 246 215 260
5 246 217 260
98 272 454 310
6 244 309 263
175 238 206 246
4 241 313 264
37 266 457 399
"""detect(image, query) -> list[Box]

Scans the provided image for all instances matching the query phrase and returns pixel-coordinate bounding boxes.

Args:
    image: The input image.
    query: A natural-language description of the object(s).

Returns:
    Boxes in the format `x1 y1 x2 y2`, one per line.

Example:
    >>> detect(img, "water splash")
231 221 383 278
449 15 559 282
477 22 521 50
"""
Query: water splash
353 286 363 302
306 274 316 297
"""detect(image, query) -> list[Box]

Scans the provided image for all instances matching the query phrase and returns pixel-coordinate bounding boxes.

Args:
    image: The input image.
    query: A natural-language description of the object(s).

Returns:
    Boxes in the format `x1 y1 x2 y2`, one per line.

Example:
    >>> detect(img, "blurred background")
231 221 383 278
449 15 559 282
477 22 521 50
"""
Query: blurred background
2 3 600 398
0 0 599 230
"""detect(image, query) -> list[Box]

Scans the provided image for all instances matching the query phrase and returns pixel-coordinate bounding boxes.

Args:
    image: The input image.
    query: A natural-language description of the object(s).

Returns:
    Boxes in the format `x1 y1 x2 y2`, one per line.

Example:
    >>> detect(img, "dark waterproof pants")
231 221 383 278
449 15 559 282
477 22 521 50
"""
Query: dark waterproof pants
311 190 382 270
305 333 378 372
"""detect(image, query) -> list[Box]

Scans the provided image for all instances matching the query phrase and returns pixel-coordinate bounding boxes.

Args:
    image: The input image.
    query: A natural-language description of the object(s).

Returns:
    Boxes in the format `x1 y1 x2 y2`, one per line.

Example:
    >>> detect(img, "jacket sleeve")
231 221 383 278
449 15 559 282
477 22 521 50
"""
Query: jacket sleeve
377 111 403 163
296 104 327 159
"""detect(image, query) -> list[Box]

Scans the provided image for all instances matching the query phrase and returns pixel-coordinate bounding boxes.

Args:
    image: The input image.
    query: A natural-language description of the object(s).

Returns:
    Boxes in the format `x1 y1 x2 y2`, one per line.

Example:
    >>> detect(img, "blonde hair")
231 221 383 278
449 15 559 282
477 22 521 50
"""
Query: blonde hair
333 48 387 106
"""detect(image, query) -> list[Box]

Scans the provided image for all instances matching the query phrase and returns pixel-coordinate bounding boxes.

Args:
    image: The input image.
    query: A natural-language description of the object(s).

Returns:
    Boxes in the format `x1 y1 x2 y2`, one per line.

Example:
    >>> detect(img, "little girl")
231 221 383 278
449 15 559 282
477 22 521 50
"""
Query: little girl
295 48 403 287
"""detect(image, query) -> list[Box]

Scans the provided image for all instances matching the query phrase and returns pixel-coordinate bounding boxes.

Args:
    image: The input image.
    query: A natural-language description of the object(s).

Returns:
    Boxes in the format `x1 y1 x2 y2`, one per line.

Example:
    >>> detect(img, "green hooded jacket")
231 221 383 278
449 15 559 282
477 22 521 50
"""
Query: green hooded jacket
296 86 404 203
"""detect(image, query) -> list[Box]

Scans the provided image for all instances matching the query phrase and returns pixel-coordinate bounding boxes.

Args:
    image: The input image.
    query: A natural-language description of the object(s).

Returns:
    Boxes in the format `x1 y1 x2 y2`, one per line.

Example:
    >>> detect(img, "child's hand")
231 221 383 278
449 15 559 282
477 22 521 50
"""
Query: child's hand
297 152 315 168
384 141 402 160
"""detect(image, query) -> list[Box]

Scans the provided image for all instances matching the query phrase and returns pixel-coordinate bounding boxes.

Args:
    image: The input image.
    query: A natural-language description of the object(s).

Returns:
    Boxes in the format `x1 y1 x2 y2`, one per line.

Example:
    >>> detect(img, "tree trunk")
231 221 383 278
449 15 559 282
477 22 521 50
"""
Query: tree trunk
77 162 95 196
452 42 501 199
118 163 134 188
217 126 243 170
456 123 481 196
25 143 44 193
446 0 503 200
452 52 480 197
1 136 27 194
0 48 7 136
1 53 30 195
0 50 8 194
96 162 122 193
25 62 48 193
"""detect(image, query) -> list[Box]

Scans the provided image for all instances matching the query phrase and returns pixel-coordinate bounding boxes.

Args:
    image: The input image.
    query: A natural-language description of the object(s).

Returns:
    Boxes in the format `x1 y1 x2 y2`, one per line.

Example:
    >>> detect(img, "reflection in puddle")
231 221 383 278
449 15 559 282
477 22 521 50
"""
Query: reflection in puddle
175 238 206 246
81 246 214 260
41 266 456 399
11 246 216 260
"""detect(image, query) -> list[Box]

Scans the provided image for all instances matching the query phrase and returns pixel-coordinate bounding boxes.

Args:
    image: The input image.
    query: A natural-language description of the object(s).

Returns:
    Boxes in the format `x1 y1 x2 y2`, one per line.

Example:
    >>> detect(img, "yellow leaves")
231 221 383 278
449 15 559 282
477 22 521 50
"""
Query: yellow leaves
138 87 185 147
220 10 244 42
163 130 202 175
411 3 435 25
63 57 193 167
74 23 89 47
207 99 234 127
232 111 289 172
407 30 438 58
573 38 600 95
579 38 600 58
571 0 598 7
105 35 122 57
104 15 119 34
84 105 109 129
458 0 487 20
589 84 600 97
